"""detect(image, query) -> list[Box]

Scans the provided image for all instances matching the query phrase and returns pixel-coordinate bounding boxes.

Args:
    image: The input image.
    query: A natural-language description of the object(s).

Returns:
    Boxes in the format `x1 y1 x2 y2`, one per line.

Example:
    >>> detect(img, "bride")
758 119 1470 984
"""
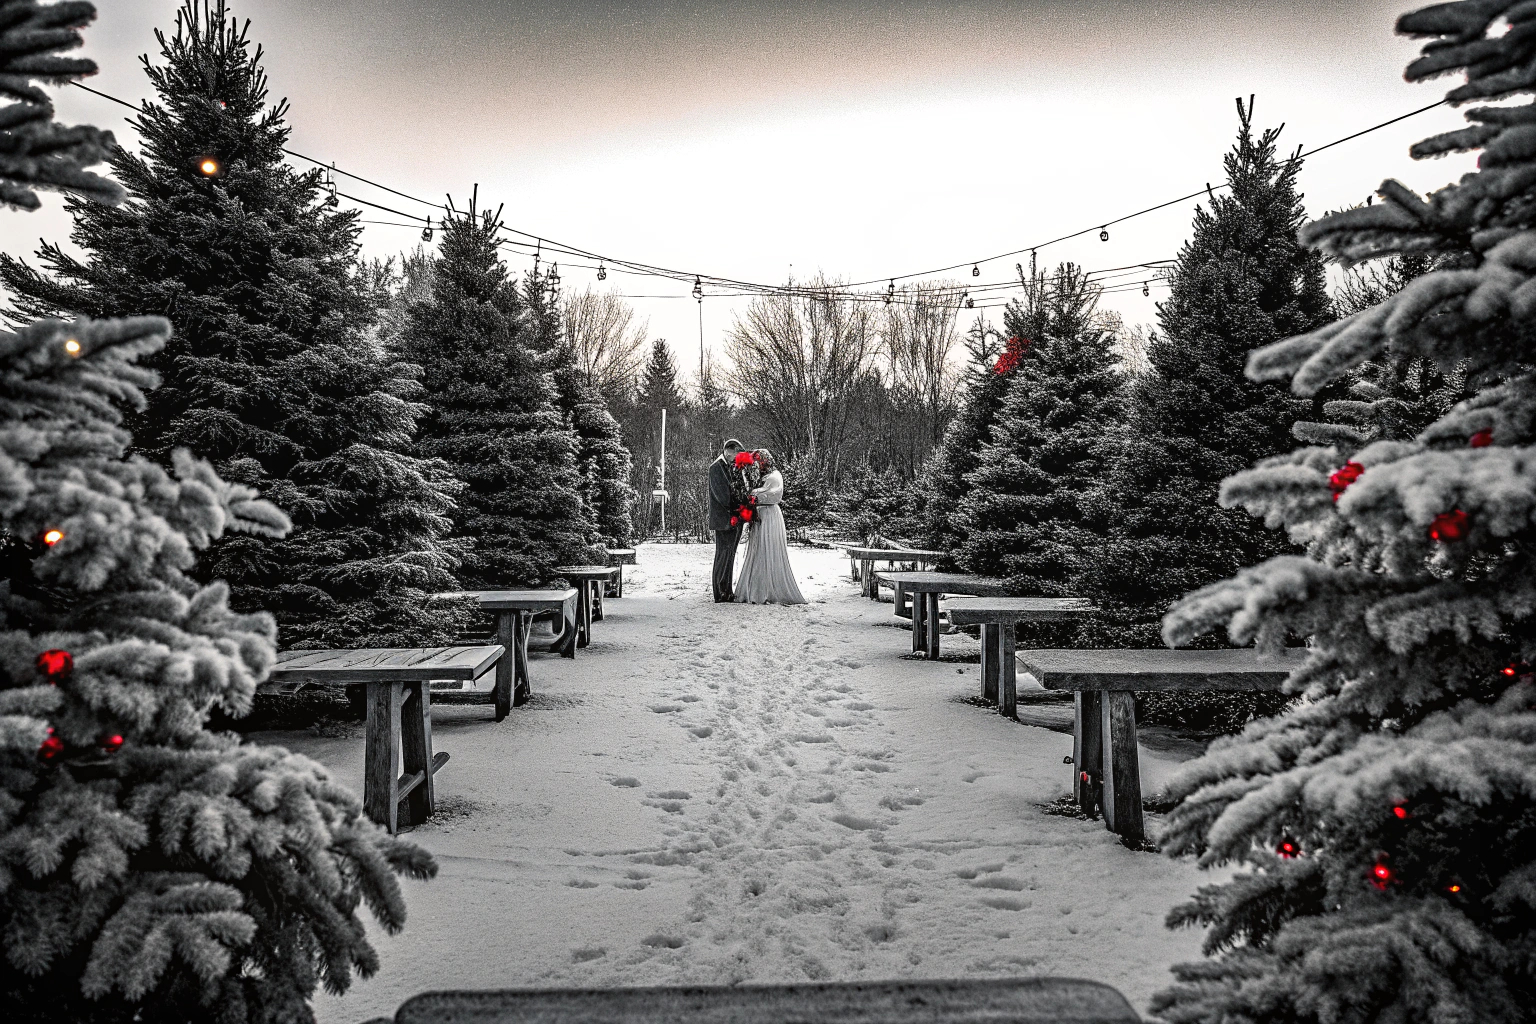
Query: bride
735 449 806 605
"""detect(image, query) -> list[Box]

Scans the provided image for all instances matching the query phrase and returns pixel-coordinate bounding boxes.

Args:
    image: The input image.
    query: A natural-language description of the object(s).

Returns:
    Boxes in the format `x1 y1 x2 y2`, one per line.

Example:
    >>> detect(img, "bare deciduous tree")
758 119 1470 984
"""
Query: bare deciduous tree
724 277 876 486
563 286 648 408
879 281 964 455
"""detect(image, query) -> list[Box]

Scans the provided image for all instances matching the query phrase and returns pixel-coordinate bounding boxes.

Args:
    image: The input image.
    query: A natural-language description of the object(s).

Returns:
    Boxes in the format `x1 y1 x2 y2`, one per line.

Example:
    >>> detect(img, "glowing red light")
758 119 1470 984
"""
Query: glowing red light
1277 841 1298 858
36 649 73 678
1504 666 1518 677
1329 461 1364 501
42 528 64 546
99 733 123 753
1429 509 1469 542
1448 884 1462 893
37 727 63 762
1374 864 1391 880
1393 806 1408 819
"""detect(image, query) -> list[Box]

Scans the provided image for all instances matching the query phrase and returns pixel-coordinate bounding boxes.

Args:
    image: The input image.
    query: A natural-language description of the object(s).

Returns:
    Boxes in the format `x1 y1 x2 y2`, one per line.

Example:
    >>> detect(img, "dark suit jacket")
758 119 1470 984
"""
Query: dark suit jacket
708 456 737 532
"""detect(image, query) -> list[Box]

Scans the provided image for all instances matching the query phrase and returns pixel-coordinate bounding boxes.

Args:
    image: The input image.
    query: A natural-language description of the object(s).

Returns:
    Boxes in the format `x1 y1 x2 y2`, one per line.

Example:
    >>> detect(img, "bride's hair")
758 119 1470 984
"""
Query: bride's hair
755 449 776 471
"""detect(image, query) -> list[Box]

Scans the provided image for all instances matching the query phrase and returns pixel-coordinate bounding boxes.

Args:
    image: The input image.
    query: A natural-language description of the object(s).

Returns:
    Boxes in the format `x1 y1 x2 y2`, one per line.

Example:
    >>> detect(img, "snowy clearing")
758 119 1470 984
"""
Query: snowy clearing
263 543 1216 1023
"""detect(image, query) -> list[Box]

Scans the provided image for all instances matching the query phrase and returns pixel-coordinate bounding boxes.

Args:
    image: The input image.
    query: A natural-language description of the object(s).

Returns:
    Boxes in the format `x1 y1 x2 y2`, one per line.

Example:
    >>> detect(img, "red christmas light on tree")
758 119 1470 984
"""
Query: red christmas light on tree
37 727 63 762
1277 839 1299 858
1392 806 1408 820
994 335 1029 375
99 733 123 753
35 649 73 678
1470 428 1494 448
41 527 64 546
1370 861 1393 890
1429 509 1468 542
1328 461 1364 502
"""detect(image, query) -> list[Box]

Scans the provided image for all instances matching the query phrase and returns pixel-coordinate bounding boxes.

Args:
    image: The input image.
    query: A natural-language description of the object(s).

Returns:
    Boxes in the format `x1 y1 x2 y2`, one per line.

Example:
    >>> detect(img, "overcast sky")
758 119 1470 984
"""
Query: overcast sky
4 0 1481 379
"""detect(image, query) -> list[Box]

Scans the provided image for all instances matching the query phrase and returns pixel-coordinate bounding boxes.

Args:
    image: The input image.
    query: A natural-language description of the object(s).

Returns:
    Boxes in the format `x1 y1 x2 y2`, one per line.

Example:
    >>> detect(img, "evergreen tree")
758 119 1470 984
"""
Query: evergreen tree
523 265 634 545
0 0 463 648
394 201 592 586
1078 98 1333 658
956 264 1125 603
826 460 921 544
0 0 121 209
1152 6 1536 1020
917 314 1015 559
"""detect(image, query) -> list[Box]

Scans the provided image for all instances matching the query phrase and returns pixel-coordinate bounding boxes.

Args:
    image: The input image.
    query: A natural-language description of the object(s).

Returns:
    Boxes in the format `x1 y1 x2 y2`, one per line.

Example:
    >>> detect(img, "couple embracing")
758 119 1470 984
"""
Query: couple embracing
708 439 806 605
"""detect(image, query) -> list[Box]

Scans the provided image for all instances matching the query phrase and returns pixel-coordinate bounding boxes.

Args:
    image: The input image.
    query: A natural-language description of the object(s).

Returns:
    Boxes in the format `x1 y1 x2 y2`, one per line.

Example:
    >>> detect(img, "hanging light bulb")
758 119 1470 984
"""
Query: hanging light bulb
63 338 81 356
196 156 221 177
421 218 433 242
971 264 980 277
597 263 607 281
1099 226 1109 242
885 279 895 305
42 528 64 547
692 276 704 301
1142 281 1150 297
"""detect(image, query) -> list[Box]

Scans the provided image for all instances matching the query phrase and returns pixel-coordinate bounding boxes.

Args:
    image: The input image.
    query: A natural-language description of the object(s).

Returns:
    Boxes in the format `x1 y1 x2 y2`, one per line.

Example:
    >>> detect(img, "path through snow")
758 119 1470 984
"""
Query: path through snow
278 543 1214 1023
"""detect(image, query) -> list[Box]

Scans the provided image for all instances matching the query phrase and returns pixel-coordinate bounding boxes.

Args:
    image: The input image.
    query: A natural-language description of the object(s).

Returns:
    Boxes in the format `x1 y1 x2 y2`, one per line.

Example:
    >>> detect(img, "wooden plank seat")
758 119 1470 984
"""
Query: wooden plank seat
1020 647 1309 844
262 645 503 834
604 547 637 597
945 598 1097 719
873 571 1008 658
841 545 946 599
555 566 620 647
386 977 1141 1024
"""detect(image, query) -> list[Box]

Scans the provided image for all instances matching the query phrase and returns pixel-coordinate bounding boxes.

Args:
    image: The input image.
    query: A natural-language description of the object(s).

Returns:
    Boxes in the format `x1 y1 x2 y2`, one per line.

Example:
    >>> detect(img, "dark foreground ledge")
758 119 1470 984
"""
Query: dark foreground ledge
362 977 1140 1024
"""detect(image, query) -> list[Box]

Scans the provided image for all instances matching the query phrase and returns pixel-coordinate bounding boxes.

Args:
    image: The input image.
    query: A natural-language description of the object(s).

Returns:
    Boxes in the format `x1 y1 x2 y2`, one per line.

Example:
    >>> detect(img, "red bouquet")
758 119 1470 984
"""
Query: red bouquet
730 451 761 526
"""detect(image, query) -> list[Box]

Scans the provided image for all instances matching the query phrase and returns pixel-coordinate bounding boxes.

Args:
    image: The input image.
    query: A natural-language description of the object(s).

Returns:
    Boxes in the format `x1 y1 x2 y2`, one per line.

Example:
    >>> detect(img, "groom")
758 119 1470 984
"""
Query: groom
708 438 744 602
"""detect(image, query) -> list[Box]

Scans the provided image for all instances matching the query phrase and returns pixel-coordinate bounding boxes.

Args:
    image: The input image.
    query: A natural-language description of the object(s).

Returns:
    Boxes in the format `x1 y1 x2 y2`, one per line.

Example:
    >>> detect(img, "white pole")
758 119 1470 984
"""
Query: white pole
659 408 667 535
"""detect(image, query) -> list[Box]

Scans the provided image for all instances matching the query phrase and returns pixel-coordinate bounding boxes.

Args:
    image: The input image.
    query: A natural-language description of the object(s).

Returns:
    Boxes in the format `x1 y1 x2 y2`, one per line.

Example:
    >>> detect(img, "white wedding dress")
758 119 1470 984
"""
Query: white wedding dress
734 469 806 605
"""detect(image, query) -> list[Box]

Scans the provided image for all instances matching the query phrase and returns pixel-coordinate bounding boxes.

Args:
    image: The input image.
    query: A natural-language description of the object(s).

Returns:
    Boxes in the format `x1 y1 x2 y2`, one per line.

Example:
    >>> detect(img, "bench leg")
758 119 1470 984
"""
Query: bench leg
911 588 927 656
593 579 606 622
980 624 1000 704
1100 690 1143 843
577 584 593 649
861 559 875 598
615 565 624 598
399 680 435 828
364 681 402 834
560 602 577 659
494 610 515 720
925 593 941 660
1074 691 1103 818
896 584 911 618
513 609 532 706
999 624 1016 719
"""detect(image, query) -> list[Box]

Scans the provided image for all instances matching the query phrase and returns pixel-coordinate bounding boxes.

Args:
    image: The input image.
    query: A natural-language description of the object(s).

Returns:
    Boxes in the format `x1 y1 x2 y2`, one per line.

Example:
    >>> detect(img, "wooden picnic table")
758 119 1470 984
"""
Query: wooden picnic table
470 590 580 715
387 977 1141 1023
841 545 947 598
556 565 620 647
874 571 1008 658
604 547 637 597
946 598 1096 719
263 645 504 834
1021 647 1308 843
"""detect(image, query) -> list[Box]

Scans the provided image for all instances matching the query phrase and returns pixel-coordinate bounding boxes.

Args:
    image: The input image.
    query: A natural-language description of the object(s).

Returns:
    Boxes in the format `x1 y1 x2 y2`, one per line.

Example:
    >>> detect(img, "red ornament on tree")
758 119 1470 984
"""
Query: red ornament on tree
1429 509 1469 542
1328 460 1364 502
1370 861 1393 890
99 733 124 753
1276 839 1299 858
994 335 1029 375
37 727 63 762
1392 806 1408 820
36 648 73 679
1470 428 1494 448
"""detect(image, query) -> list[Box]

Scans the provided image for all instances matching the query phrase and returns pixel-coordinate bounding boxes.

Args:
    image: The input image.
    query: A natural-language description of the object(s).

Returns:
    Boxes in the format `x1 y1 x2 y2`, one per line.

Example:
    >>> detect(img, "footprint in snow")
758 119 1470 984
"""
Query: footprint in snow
978 896 1032 911
970 875 1028 891
610 777 641 788
954 863 1005 879
640 933 686 949
830 812 883 831
565 879 600 889
571 947 606 962
879 793 925 811
649 704 683 714
688 725 713 738
961 771 987 783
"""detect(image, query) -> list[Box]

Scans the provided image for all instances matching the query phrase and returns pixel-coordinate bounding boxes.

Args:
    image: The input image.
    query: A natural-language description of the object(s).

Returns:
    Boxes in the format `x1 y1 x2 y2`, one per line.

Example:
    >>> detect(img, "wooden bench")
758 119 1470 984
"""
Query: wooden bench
556 565 620 647
945 598 1096 719
841 546 946 599
262 646 503 834
874 571 1008 657
468 590 580 714
381 977 1141 1023
604 547 637 597
1020 647 1308 843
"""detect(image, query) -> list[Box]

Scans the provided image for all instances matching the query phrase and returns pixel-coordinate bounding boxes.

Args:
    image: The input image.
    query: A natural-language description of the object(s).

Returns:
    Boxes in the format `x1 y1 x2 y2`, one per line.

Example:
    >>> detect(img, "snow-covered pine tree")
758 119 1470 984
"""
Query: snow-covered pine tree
917 314 1016 559
955 263 1125 606
0 0 463 649
0 0 122 209
394 201 592 585
523 265 634 546
825 460 920 545
1076 97 1332 668
1152 5 1536 1020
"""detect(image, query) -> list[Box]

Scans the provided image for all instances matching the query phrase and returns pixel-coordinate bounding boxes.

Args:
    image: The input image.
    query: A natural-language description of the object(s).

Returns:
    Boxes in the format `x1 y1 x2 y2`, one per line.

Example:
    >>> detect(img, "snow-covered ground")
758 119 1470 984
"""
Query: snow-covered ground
267 543 1216 1023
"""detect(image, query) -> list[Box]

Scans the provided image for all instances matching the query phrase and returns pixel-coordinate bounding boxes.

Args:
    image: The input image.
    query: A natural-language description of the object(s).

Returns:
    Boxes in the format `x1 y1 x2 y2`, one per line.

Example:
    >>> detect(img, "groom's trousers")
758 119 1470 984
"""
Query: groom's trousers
713 525 742 602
